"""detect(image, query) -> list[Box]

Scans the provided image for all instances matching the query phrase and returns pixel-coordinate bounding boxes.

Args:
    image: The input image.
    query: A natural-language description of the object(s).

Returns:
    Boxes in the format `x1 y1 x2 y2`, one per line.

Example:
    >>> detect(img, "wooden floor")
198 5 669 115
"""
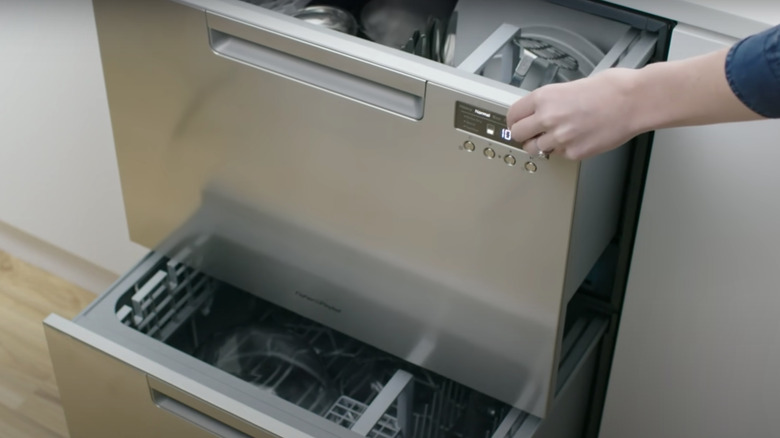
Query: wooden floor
0 250 95 438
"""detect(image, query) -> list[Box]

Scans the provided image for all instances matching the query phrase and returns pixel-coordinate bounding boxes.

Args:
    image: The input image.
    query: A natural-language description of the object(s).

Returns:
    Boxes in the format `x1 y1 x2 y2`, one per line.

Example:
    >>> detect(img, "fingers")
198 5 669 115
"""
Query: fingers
506 95 535 127
523 134 555 157
508 114 545 146
535 133 557 154
506 89 566 158
522 135 543 154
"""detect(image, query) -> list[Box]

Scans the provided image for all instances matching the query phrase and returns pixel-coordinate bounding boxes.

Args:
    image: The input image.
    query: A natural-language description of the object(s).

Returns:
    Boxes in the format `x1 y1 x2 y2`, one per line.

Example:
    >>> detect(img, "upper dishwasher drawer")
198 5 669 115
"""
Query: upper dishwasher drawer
194 0 662 111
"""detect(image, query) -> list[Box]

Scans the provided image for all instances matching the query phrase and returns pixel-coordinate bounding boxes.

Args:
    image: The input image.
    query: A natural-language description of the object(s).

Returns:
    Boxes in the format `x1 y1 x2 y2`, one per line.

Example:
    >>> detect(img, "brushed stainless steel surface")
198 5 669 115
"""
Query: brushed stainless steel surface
208 18 424 118
43 315 282 438
527 319 603 438
150 378 254 438
207 12 426 106
93 0 653 418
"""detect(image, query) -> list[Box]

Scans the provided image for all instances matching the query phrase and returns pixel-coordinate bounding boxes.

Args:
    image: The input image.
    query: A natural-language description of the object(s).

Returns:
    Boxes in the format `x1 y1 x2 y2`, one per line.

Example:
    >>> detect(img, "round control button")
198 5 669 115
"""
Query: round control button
463 141 476 152
504 155 517 166
483 147 496 159
524 161 538 173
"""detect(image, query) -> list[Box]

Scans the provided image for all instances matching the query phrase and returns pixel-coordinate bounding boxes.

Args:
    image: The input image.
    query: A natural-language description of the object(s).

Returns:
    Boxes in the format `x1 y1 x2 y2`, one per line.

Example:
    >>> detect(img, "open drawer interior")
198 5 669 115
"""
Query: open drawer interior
236 0 662 92
87 253 608 438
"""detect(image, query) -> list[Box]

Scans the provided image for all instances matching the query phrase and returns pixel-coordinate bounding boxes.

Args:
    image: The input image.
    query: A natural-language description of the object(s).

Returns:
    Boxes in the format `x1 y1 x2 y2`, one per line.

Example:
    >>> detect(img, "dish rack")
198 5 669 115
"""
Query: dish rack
115 257 513 438
327 396 401 438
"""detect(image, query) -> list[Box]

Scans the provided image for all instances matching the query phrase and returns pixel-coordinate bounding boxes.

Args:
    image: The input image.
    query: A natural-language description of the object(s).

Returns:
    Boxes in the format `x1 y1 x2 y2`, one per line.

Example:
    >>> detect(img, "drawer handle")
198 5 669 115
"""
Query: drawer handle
152 390 252 437
206 13 426 120
149 376 259 437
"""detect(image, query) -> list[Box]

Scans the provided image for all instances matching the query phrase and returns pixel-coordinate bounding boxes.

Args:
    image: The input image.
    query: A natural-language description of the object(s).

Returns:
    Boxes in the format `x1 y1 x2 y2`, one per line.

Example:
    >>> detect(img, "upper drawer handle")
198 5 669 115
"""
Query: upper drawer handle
206 12 426 120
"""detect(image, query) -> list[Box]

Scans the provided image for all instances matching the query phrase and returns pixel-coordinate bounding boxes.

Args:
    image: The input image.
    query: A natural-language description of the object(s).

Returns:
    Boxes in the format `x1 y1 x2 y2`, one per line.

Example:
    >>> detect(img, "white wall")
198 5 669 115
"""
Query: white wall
600 25 780 438
0 0 147 285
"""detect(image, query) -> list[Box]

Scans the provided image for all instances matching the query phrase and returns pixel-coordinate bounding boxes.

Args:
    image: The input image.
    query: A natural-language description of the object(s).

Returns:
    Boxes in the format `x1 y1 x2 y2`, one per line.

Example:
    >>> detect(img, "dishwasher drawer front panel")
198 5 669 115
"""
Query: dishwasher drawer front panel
95 0 661 255
44 315 322 438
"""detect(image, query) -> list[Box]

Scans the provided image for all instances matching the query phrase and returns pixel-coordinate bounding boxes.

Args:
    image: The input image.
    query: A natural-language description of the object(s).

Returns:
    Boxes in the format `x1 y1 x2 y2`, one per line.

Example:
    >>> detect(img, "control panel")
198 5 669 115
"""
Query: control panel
455 101 548 173
454 101 519 148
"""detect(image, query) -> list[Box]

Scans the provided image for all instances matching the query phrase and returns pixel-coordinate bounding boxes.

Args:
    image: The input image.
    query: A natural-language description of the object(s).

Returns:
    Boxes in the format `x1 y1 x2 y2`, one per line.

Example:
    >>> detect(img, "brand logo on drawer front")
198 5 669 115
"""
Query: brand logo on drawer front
294 290 342 314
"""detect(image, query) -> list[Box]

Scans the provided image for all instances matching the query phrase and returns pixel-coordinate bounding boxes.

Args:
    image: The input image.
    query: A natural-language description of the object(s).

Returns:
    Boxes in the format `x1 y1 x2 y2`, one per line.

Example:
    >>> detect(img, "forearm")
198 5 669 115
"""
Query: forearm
627 48 765 135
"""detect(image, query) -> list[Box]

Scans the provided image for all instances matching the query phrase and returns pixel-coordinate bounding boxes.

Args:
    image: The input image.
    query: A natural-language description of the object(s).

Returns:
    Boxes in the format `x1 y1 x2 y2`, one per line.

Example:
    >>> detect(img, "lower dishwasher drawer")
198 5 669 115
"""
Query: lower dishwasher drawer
44 251 606 438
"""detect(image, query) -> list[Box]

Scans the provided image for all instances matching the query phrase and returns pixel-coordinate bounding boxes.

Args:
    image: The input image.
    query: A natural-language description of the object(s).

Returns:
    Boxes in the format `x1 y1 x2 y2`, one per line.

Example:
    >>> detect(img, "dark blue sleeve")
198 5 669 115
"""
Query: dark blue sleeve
725 24 780 118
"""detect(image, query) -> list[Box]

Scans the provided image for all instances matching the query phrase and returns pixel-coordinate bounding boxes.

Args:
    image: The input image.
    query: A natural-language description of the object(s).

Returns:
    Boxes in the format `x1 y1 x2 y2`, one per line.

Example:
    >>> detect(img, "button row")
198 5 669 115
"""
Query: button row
463 141 536 172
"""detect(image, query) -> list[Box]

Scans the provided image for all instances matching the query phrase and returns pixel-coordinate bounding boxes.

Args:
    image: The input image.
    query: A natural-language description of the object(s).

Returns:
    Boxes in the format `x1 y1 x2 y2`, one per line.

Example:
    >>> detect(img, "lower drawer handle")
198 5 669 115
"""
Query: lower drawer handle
152 389 252 438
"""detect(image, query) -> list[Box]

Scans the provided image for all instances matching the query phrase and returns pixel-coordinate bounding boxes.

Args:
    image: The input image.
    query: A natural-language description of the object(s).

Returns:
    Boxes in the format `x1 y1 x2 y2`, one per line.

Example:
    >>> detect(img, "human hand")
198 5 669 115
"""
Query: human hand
506 68 642 160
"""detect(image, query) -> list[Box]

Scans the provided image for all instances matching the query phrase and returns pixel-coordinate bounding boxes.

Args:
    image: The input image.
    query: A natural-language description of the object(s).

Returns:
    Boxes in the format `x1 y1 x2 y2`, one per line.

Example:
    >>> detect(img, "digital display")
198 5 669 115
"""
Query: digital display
454 101 522 148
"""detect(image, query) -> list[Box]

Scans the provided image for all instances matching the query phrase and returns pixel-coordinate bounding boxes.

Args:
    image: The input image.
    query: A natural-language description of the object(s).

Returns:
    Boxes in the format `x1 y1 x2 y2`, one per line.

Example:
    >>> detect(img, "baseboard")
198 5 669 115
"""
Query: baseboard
0 220 120 294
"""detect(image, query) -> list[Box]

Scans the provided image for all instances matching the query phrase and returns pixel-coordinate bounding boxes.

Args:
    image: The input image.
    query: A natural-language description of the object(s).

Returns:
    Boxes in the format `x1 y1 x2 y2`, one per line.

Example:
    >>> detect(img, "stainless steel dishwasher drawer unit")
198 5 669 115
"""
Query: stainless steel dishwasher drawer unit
45 0 672 437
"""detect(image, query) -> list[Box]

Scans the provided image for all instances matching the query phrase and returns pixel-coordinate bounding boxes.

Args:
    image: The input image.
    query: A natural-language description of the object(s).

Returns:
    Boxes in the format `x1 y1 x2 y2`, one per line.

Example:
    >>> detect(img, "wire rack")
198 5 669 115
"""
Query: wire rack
116 257 510 438
202 327 337 415
326 395 401 438
412 378 468 438
116 259 216 342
